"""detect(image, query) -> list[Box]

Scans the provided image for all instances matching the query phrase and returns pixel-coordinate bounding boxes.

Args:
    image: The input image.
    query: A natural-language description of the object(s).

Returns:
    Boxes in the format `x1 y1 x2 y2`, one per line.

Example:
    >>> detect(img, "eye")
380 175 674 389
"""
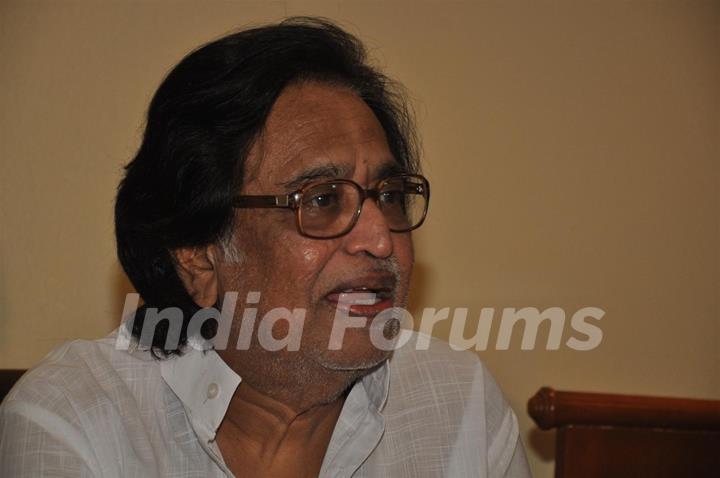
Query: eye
307 192 339 209
379 189 404 205
302 183 343 212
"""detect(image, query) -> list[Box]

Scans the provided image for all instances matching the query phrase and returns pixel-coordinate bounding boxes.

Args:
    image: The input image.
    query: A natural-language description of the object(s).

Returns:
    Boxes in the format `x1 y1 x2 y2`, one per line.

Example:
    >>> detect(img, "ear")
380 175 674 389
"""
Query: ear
173 245 219 308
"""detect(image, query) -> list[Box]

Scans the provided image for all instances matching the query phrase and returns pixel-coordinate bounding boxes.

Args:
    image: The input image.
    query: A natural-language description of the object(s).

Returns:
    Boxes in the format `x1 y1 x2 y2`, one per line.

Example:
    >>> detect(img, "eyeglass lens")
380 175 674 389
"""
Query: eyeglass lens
298 177 427 238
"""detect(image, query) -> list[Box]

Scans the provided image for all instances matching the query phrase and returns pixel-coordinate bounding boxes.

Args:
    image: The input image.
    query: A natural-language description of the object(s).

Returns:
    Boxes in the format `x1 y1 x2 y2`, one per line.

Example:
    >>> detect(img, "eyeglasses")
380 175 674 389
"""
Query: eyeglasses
233 174 430 239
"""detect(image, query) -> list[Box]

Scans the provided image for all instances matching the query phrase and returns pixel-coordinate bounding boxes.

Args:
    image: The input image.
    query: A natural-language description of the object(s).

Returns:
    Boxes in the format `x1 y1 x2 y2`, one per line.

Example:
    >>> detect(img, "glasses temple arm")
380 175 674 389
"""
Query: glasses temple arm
233 195 292 208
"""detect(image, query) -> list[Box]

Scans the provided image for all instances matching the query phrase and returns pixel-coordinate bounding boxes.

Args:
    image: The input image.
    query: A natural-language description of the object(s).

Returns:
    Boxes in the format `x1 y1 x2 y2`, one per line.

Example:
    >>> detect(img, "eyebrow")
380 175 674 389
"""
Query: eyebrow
280 163 346 190
374 161 406 181
279 159 406 191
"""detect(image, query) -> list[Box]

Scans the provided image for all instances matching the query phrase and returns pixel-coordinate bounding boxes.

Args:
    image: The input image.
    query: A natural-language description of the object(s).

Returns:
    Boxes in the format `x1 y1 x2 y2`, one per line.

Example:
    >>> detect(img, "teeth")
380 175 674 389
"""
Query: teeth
342 287 374 293
338 290 380 305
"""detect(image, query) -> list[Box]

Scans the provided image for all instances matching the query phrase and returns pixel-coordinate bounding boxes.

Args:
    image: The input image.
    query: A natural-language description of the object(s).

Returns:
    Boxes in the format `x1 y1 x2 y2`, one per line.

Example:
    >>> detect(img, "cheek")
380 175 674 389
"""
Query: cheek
270 232 334 296
394 235 415 276
301 247 322 267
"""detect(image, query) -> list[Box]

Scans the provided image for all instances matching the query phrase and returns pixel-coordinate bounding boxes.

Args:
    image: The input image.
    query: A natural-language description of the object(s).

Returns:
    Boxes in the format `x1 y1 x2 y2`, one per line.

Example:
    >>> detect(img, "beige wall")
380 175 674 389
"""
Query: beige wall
1 1 718 476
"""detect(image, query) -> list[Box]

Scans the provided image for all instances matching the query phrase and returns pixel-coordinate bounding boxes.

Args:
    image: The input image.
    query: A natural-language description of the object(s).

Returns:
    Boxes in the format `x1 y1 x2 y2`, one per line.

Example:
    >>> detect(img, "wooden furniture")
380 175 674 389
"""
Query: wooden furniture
0 369 26 403
528 387 720 478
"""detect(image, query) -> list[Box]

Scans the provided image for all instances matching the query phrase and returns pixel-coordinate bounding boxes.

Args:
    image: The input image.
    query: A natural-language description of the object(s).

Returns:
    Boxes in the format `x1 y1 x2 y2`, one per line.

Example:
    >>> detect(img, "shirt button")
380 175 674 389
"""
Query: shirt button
207 382 220 399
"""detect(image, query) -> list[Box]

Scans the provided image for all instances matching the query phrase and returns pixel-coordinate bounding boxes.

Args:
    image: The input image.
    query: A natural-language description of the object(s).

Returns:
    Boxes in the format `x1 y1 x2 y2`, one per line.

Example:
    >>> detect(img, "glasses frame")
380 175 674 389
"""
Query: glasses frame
233 174 430 239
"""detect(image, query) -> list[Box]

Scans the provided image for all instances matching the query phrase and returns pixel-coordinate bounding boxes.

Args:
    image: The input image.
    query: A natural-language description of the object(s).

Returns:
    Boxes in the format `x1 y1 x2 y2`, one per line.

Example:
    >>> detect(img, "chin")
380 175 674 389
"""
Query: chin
312 318 400 372
316 348 392 372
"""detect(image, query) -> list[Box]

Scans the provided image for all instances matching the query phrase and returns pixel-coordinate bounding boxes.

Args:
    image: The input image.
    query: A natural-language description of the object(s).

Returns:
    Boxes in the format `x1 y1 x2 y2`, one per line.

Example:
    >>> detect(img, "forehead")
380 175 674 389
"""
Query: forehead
242 82 395 188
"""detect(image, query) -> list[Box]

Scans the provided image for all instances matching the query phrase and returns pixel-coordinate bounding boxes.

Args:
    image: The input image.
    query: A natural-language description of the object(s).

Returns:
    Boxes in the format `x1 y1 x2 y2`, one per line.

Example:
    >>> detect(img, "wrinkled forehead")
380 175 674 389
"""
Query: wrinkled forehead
242 82 398 190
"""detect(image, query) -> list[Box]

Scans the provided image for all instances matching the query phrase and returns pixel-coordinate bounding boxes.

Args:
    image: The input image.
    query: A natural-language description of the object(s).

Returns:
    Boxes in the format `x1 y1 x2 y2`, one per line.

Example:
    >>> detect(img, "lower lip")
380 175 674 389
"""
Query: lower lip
325 294 394 317
347 297 394 317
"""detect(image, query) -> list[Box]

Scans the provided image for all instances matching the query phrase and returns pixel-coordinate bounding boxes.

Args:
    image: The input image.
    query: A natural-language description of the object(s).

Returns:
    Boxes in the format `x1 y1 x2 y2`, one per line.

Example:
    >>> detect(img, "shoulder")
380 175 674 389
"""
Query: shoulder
383 331 529 477
388 329 492 390
0 334 167 443
389 328 516 409
3 334 161 415
386 330 509 411
0 335 168 476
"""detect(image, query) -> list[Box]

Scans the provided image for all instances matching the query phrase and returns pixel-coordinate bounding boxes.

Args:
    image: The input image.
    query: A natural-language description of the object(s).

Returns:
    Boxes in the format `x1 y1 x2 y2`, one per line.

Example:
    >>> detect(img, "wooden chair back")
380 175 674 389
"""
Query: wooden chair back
528 387 720 477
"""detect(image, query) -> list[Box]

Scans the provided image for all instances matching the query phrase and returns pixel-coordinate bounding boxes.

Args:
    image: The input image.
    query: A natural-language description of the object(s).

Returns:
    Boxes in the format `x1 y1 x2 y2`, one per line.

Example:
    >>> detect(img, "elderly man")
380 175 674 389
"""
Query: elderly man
0 18 530 477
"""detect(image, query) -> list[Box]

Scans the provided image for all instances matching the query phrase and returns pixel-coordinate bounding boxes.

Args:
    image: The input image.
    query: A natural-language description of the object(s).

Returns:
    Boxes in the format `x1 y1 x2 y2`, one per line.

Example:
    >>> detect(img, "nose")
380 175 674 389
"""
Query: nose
342 197 393 258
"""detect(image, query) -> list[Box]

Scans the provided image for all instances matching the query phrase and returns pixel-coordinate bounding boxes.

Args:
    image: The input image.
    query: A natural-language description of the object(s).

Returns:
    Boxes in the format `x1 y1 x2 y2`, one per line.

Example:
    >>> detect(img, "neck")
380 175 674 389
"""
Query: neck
216 381 348 477
214 347 374 477
218 347 369 411
225 381 346 452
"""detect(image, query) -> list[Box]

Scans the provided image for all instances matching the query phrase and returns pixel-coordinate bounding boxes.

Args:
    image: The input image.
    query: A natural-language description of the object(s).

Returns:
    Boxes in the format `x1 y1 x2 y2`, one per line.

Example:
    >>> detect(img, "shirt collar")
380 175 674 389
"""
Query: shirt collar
159 346 393 444
361 357 391 412
160 349 242 443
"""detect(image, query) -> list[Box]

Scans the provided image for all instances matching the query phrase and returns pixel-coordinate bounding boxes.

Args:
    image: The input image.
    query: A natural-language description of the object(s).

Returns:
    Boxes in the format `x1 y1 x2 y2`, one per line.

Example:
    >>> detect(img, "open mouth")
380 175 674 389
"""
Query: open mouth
325 285 395 317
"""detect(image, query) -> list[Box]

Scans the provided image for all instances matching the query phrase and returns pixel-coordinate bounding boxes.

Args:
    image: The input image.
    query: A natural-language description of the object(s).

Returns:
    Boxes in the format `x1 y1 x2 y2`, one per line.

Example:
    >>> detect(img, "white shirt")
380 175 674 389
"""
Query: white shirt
0 330 531 477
